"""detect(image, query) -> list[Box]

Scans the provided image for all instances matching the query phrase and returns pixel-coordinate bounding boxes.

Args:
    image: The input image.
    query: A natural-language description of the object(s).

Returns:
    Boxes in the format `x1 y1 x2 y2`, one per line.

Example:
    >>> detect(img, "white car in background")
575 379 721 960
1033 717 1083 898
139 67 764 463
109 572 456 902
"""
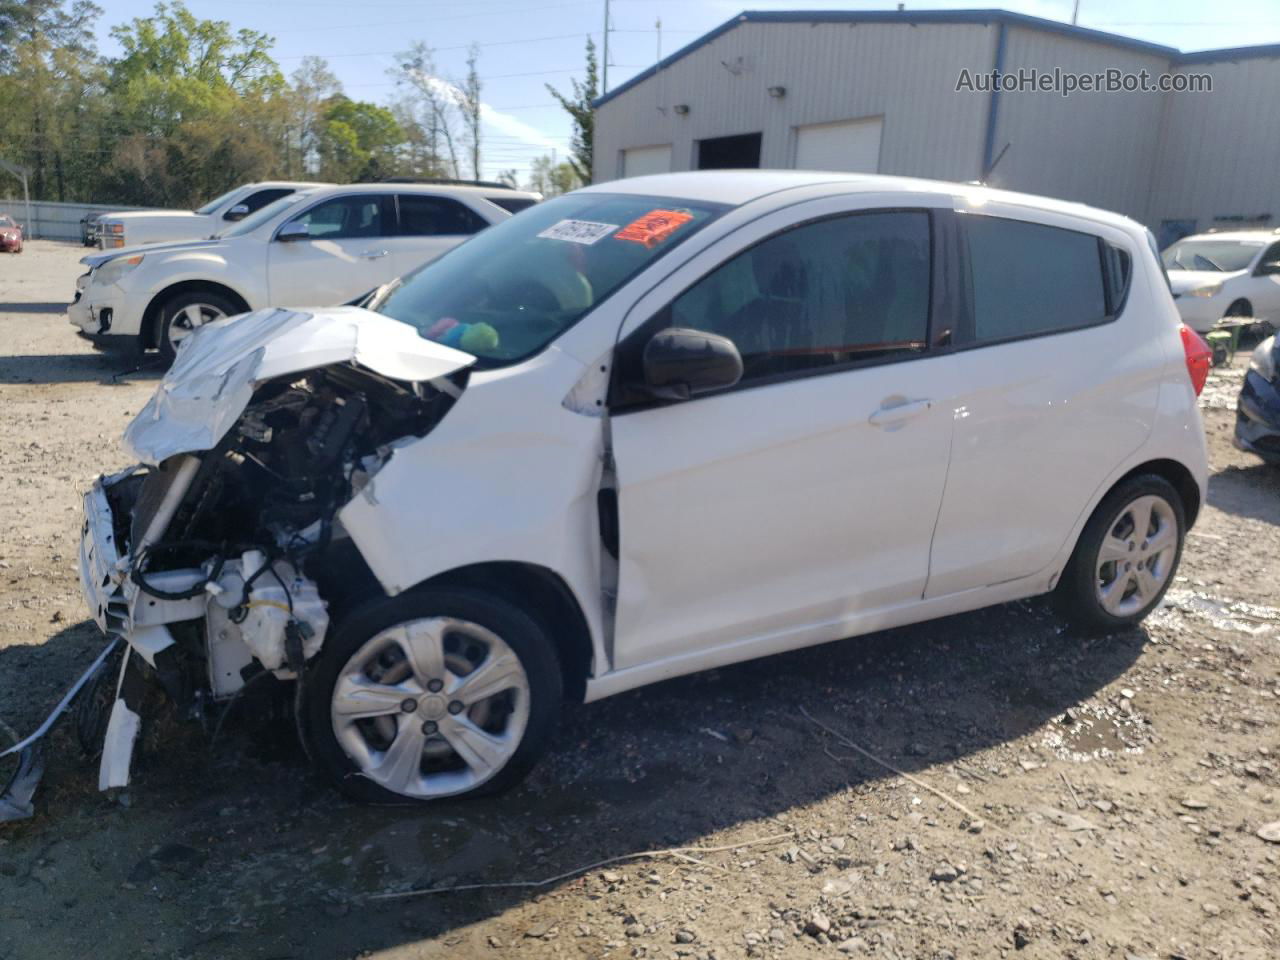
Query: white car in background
70 182 542 361
74 172 1210 804
95 181 329 249
1162 230 1280 333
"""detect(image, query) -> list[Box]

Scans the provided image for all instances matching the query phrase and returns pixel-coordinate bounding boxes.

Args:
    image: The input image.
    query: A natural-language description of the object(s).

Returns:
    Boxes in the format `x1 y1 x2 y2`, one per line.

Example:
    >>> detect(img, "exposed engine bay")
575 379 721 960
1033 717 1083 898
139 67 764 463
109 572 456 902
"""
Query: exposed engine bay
74 359 466 794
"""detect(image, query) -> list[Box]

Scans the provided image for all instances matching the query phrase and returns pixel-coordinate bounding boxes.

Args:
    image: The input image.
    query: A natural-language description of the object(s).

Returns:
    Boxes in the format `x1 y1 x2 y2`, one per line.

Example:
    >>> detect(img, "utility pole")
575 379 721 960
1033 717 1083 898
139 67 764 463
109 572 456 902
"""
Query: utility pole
602 0 610 94
1071 0 1081 25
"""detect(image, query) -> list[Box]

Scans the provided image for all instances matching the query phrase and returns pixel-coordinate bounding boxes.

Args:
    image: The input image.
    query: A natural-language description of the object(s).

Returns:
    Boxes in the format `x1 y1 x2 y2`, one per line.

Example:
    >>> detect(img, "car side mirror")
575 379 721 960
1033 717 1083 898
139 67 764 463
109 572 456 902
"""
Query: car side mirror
642 327 743 401
223 203 251 222
1257 260 1280 276
276 221 309 242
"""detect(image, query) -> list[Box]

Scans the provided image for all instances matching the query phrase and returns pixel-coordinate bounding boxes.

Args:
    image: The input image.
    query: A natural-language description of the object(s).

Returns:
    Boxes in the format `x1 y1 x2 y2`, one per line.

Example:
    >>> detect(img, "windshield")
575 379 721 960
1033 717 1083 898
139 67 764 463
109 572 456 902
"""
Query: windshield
217 193 310 239
194 187 241 216
0 216 13 228
1162 239 1262 273
371 192 727 367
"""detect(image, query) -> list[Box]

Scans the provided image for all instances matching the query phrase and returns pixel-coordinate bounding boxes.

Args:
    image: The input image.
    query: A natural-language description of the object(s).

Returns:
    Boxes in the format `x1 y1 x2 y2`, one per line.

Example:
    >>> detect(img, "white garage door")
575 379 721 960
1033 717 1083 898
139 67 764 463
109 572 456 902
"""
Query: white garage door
622 144 673 178
794 117 883 173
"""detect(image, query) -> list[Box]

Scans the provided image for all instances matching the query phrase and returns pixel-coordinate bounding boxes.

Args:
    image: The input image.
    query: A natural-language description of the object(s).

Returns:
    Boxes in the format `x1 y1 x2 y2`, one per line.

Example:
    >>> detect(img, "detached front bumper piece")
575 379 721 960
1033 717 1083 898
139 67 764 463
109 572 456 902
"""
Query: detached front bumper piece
1235 370 1280 464
0 639 120 821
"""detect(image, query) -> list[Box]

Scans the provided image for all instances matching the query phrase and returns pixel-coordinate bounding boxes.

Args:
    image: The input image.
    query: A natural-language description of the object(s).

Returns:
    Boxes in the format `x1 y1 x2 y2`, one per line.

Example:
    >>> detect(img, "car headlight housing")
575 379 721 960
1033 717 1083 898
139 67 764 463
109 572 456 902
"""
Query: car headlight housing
95 254 144 286
1186 282 1224 298
1251 336 1277 382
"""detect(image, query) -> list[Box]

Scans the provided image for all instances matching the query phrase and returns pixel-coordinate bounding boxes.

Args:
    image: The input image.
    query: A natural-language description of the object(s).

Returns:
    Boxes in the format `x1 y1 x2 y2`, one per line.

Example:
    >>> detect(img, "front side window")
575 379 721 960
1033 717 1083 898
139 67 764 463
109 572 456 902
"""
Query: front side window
1162 238 1263 273
287 195 385 240
195 187 240 216
397 195 487 236
667 210 931 384
371 192 726 367
219 193 309 239
966 216 1106 342
239 188 292 215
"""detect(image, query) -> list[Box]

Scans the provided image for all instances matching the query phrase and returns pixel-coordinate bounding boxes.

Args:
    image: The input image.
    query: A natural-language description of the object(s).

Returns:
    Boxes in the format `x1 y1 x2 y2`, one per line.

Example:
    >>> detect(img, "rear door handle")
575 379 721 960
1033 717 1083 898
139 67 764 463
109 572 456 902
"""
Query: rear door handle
868 397 934 429
358 249 389 259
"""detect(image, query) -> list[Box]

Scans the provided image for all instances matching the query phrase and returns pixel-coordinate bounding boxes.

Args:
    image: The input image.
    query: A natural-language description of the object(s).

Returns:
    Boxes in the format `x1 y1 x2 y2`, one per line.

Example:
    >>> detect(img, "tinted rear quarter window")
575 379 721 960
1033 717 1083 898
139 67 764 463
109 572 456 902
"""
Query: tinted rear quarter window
398 195 488 235
487 195 539 214
965 215 1107 342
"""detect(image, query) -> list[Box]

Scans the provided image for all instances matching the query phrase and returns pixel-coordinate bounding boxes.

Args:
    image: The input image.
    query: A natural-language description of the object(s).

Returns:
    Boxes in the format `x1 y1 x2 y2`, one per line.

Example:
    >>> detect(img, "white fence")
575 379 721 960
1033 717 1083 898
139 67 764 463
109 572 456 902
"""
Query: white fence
0 198 154 243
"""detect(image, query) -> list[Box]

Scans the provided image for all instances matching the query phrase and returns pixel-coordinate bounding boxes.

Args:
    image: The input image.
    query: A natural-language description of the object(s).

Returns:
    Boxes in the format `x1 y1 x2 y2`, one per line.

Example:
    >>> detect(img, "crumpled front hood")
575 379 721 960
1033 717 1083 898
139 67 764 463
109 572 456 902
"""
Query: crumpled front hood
81 238 222 269
1166 269 1243 295
124 306 475 464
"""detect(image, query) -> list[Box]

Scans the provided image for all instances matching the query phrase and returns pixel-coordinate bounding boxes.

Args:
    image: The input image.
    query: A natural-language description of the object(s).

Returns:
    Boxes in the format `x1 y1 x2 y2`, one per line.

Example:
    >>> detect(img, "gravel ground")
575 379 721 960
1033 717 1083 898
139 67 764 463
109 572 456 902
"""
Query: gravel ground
2 240 1280 960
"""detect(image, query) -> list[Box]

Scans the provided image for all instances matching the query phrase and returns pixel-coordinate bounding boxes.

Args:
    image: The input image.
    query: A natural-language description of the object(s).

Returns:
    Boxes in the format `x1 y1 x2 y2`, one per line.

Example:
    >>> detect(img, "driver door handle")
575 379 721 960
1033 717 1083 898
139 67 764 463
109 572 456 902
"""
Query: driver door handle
868 397 934 429
358 248 389 259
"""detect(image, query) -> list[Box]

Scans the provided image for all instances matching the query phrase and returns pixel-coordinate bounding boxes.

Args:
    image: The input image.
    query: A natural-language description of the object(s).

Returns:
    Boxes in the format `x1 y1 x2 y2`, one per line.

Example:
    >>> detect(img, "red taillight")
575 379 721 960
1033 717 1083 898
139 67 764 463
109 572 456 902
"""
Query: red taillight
1180 324 1212 397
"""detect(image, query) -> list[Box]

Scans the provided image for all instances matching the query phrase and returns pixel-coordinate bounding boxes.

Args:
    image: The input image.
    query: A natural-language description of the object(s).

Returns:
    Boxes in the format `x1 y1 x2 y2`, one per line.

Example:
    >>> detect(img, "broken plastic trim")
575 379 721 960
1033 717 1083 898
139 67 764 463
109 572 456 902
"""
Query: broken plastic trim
0 637 120 822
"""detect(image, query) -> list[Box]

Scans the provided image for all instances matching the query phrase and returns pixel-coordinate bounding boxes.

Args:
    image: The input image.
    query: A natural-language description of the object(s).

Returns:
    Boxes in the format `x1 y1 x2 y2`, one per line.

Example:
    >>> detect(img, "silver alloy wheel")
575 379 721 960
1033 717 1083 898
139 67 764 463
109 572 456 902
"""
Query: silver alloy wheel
167 302 226 349
1094 494 1178 616
330 617 530 799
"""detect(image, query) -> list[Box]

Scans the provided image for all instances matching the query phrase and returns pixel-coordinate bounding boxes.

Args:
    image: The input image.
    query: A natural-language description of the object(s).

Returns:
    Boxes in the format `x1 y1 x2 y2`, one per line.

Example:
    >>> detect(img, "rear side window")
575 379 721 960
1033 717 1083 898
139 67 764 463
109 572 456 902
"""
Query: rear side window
397 195 488 236
487 195 539 214
667 210 931 385
965 216 1107 342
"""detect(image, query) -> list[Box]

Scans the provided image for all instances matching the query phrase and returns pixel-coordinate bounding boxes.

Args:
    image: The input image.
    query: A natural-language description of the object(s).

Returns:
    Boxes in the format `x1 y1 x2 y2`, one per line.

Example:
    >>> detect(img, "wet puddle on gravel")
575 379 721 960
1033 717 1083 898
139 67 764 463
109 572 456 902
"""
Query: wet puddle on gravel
1042 706 1144 761
1152 588 1280 635
1199 364 1244 412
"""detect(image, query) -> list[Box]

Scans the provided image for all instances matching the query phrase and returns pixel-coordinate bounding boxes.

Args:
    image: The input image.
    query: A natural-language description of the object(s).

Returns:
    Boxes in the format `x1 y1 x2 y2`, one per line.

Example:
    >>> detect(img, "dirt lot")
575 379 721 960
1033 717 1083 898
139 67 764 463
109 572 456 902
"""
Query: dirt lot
2 240 1280 960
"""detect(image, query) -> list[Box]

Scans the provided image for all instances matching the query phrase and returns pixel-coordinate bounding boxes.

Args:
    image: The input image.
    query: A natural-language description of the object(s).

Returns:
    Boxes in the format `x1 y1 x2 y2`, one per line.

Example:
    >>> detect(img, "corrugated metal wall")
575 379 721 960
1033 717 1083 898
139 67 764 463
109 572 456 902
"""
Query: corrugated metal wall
595 21 998 184
1146 57 1280 234
594 17 1280 235
987 27 1169 221
0 199 152 242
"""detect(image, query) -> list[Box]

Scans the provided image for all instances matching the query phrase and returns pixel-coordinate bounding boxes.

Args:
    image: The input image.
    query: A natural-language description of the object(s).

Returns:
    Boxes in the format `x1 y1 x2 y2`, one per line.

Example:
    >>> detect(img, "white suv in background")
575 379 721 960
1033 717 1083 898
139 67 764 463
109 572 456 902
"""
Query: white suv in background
95 181 328 249
70 182 542 360
1162 230 1280 332
77 172 1211 804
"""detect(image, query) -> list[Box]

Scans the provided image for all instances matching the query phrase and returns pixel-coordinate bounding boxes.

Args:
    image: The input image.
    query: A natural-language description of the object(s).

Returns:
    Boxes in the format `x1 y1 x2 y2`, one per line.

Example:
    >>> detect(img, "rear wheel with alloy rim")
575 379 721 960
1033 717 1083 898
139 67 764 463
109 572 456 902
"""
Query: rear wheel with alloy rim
156 290 237 363
1053 474 1186 632
301 587 562 803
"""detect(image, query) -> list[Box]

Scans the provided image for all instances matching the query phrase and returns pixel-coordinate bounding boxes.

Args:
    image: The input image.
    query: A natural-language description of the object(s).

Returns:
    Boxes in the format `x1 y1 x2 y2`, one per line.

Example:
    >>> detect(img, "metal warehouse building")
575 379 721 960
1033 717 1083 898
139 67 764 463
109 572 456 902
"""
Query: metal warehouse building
592 9 1280 245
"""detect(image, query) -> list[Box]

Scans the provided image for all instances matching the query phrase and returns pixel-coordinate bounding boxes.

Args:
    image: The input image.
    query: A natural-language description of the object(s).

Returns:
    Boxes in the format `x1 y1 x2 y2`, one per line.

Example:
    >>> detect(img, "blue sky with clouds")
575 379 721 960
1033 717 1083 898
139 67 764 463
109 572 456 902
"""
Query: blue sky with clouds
93 0 1280 182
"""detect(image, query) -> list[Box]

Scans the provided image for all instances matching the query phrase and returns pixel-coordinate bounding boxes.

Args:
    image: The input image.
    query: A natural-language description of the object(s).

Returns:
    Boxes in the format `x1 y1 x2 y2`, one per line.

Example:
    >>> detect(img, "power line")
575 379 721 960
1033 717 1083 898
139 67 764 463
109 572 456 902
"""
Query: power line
277 32 590 61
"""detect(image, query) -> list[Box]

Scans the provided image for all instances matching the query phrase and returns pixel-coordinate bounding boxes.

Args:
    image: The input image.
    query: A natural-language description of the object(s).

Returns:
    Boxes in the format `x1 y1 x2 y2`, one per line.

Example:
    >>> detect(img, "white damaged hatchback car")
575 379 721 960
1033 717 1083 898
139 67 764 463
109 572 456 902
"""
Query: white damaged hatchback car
76 171 1211 803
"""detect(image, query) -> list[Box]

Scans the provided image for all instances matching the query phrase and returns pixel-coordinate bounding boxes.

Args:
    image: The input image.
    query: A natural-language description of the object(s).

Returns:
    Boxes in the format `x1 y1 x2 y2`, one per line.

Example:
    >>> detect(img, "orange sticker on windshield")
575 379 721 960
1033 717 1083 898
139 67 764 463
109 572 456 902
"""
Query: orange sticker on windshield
615 209 694 248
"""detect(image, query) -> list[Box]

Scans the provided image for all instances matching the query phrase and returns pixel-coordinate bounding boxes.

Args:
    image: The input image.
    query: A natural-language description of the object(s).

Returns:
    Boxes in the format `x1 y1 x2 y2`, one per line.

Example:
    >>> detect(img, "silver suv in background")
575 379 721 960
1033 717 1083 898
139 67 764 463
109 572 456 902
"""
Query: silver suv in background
71 182 543 361
95 181 329 249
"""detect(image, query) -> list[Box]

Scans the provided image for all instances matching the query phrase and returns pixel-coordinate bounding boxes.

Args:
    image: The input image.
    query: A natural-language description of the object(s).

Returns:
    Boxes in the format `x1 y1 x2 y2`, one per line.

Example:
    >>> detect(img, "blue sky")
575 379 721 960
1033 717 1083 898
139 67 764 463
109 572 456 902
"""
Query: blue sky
93 0 1280 182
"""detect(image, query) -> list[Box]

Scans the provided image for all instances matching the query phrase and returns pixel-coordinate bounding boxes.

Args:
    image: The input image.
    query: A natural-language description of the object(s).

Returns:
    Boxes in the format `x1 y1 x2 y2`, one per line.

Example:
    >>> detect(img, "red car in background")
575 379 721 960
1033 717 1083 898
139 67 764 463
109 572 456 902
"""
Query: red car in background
0 214 22 253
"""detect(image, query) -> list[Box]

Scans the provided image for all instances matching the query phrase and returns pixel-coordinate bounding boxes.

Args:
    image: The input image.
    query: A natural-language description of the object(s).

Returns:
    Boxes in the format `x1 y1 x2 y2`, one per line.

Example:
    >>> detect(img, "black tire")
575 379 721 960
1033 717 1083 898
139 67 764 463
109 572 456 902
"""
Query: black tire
1224 299 1252 318
300 586 562 804
1053 474 1186 633
156 290 239 363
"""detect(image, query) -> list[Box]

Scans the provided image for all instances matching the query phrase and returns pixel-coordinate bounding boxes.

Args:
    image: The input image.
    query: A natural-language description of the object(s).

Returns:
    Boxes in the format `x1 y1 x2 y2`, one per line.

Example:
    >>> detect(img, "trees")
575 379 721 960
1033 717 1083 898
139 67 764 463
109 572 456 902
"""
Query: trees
317 97 403 182
526 154 581 198
0 0 503 205
546 37 598 185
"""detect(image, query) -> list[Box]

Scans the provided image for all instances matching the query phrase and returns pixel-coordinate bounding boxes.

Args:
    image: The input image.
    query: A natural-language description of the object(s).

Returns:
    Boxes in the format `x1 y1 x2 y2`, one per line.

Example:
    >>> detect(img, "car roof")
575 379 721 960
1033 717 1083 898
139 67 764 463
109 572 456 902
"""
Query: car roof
245 181 332 190
578 170 1143 233
1175 230 1277 243
300 182 542 200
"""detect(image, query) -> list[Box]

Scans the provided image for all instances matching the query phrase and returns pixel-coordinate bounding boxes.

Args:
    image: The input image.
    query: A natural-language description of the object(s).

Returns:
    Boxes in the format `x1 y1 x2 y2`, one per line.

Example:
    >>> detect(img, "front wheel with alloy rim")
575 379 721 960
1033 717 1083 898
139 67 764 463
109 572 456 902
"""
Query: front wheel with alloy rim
1053 474 1186 633
300 587 562 803
156 290 238 363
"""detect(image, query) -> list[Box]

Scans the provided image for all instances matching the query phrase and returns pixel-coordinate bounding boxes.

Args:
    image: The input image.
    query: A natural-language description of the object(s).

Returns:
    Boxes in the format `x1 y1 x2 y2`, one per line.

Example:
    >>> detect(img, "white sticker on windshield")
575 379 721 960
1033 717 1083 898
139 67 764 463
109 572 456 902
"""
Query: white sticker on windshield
537 219 618 245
